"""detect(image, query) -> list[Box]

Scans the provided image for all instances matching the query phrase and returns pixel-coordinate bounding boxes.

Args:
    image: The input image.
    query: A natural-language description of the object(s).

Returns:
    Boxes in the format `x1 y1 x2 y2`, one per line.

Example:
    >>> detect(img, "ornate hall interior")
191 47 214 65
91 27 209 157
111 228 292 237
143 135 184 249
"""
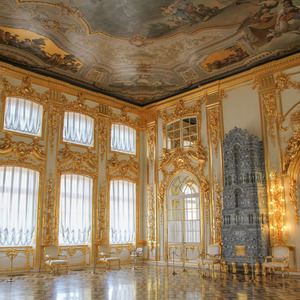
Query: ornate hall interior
0 0 300 299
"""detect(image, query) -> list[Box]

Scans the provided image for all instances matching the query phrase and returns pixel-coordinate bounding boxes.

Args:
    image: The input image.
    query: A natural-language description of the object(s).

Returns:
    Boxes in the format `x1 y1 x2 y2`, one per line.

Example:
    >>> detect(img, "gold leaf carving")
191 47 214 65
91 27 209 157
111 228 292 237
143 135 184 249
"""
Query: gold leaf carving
108 106 142 129
98 118 109 161
289 179 299 225
48 105 60 152
43 174 58 245
147 186 156 253
57 144 97 176
0 134 46 168
208 107 220 157
96 186 108 244
275 72 300 92
262 93 277 147
214 179 222 244
107 154 139 180
147 126 155 167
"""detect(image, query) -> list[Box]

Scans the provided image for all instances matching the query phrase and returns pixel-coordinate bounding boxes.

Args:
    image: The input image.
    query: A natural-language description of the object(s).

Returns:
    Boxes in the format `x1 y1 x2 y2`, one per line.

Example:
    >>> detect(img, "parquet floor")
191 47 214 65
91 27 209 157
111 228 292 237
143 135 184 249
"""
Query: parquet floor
0 264 300 299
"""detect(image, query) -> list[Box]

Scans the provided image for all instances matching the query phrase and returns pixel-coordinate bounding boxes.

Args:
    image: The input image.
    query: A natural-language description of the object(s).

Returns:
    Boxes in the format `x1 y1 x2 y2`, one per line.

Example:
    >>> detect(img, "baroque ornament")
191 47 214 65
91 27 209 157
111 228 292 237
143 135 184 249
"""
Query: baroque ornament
98 118 109 161
0 133 46 169
208 107 220 157
147 186 156 253
289 179 299 225
262 93 277 147
108 106 142 129
147 126 155 167
57 143 97 176
96 186 108 244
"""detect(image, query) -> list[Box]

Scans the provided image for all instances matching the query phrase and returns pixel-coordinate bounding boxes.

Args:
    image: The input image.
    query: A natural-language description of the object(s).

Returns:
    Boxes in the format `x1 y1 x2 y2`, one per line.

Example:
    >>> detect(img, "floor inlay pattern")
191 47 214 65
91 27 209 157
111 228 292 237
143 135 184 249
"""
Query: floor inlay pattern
0 265 300 299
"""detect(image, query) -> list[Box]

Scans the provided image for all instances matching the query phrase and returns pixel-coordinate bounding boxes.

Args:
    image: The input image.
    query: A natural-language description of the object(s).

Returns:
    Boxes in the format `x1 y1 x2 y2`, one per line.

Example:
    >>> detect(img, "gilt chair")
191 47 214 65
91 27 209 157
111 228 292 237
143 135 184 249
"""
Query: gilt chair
44 245 68 275
198 244 222 276
130 247 143 270
99 245 120 270
262 245 289 277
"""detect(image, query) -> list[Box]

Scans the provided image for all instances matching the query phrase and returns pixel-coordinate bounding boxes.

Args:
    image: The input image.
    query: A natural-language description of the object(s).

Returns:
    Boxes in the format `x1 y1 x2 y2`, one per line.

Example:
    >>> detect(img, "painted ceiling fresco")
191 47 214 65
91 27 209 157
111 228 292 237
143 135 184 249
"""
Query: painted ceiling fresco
0 0 300 105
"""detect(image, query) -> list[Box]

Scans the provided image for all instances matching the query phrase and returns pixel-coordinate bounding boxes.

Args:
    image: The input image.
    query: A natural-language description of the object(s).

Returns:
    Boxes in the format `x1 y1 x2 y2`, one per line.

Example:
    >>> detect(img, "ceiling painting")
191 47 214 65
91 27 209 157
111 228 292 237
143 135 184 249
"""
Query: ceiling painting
0 0 299 105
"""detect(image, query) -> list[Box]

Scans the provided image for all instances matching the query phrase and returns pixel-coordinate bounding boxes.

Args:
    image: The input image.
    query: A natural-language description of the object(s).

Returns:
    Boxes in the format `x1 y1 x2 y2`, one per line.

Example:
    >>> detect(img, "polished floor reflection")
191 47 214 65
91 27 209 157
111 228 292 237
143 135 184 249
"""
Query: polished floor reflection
1 264 300 299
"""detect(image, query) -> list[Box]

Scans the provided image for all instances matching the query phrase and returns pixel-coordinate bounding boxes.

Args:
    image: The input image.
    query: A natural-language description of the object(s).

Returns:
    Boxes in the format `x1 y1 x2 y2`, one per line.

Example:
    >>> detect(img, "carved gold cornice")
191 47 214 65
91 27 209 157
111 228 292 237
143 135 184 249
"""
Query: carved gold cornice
0 133 46 170
289 179 300 225
107 153 139 180
57 143 97 177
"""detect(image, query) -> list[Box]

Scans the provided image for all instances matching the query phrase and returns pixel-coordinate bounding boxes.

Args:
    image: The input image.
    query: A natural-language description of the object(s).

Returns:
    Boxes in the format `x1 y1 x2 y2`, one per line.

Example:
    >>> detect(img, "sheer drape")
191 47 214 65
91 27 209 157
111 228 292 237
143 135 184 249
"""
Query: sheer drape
110 180 136 244
111 124 136 154
4 97 43 136
63 111 94 146
0 166 39 246
59 174 93 245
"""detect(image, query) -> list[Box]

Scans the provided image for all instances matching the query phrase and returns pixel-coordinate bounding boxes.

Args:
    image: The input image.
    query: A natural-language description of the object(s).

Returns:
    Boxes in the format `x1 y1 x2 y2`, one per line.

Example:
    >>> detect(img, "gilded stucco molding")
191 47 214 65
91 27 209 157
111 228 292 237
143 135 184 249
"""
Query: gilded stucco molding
0 247 34 271
147 186 156 253
42 174 58 245
262 93 278 147
208 107 220 157
108 106 143 130
147 125 156 167
1 76 48 104
158 146 209 218
98 118 109 161
289 179 299 225
282 108 300 173
48 105 61 152
96 185 108 244
107 153 139 181
159 97 206 131
214 179 222 244
57 143 98 177
0 133 46 170
275 72 300 92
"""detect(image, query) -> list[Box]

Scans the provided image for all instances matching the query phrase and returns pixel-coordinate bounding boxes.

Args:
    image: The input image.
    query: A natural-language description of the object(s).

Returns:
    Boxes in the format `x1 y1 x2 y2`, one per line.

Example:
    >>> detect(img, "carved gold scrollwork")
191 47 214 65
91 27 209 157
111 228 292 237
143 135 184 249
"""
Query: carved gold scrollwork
275 72 300 92
262 93 277 147
289 179 299 225
147 186 156 253
48 105 61 152
96 186 108 244
43 174 58 245
147 126 155 167
0 134 46 169
214 179 222 244
98 118 109 161
57 143 97 176
1 76 48 104
208 107 220 157
107 153 139 180
108 106 142 129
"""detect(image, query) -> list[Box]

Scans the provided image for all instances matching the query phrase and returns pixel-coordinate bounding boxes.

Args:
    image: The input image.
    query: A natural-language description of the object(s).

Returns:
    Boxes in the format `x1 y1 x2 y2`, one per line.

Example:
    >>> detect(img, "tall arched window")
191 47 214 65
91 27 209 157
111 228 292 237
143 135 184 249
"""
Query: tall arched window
111 123 136 155
4 97 43 136
59 173 93 245
0 166 39 246
167 174 200 244
109 179 136 244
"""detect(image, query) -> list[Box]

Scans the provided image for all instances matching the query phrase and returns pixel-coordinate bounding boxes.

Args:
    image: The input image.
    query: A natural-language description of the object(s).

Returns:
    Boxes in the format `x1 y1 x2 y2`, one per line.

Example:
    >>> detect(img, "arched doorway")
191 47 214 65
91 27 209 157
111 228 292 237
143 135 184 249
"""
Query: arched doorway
166 173 203 264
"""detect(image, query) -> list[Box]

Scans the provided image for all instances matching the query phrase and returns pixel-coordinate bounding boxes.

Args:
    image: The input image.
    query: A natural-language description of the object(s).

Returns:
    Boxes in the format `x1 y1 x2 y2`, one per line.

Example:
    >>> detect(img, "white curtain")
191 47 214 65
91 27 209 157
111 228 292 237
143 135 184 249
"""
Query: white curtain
4 97 43 136
110 180 136 244
111 124 136 154
63 111 94 146
59 174 93 245
0 166 39 246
